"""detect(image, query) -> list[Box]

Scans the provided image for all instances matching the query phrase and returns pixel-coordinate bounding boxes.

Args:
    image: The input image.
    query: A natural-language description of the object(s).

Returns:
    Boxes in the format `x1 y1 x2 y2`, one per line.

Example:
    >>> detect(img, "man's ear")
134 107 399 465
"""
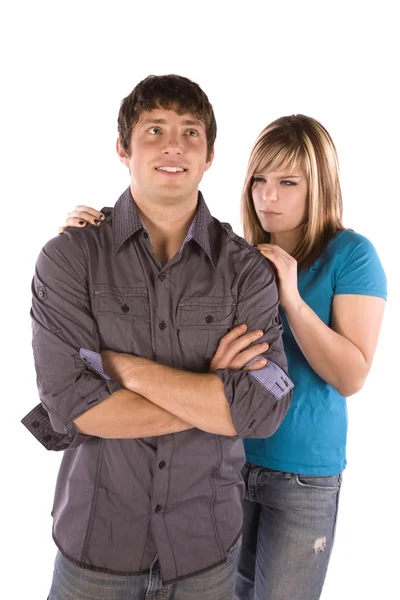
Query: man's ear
116 138 130 168
205 147 215 172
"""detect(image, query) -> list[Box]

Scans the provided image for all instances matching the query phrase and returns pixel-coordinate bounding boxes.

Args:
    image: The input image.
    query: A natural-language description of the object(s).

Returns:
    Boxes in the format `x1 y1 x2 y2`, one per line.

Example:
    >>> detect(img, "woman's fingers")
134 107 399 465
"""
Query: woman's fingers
60 207 105 232
66 217 88 228
66 210 104 226
72 206 104 219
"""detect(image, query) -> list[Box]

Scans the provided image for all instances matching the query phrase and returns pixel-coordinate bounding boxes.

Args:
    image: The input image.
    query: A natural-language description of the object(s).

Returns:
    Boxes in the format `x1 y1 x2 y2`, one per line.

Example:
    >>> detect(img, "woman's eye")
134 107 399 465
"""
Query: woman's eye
185 129 199 137
281 180 297 186
252 176 265 183
149 127 162 135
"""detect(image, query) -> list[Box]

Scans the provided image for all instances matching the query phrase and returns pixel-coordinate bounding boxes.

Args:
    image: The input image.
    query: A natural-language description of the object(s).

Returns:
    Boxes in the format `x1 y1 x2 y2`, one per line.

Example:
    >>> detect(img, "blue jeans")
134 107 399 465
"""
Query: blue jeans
48 537 241 600
235 462 342 600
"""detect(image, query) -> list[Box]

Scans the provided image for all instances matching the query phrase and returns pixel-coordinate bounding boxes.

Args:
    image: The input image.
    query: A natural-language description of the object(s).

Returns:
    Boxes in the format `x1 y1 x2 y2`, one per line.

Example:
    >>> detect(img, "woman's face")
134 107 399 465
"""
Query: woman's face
252 166 308 235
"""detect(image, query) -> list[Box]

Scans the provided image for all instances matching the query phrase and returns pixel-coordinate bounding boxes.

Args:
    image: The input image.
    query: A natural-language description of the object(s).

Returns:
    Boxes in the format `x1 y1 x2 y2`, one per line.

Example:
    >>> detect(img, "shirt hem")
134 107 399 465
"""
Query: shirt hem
334 287 387 300
53 533 151 577
52 529 241 584
245 454 346 476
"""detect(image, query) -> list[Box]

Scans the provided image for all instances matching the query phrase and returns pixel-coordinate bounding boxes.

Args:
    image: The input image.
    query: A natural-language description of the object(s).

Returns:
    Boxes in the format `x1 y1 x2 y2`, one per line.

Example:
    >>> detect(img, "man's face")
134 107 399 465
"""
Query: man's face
117 108 214 207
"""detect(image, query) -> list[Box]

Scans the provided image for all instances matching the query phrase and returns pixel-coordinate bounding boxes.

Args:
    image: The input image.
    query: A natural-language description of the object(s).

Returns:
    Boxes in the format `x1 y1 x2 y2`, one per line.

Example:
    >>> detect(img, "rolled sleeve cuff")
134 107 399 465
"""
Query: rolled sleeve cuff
21 376 122 451
215 362 293 439
247 358 294 400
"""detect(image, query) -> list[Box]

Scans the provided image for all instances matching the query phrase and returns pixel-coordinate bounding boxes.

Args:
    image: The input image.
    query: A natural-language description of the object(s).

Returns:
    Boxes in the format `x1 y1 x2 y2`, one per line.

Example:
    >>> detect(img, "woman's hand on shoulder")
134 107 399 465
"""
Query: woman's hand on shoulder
59 206 105 233
256 244 301 311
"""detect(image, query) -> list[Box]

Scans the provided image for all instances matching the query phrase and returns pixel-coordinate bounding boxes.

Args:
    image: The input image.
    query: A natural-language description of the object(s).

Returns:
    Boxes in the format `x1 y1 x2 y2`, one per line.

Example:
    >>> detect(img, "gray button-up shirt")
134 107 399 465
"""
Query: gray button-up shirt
23 189 292 583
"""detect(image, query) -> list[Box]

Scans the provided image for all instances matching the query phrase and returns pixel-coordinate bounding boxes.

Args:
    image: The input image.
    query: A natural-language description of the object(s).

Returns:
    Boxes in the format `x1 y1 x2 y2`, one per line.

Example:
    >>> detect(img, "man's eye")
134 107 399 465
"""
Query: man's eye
149 127 162 135
185 129 199 137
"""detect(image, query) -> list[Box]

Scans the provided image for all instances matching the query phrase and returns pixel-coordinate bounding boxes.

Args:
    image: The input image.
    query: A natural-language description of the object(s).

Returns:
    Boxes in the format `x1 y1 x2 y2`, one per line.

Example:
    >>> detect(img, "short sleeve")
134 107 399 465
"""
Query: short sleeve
334 234 387 299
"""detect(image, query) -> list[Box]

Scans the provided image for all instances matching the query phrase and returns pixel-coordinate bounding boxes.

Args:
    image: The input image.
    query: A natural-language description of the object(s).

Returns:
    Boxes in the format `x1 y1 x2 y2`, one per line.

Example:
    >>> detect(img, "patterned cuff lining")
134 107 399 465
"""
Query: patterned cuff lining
247 358 294 401
79 348 111 380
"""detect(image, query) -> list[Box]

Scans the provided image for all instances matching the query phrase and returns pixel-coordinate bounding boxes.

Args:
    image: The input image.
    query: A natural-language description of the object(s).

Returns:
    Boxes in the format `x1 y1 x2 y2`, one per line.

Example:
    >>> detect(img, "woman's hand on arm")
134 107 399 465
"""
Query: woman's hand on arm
59 205 105 233
256 244 302 311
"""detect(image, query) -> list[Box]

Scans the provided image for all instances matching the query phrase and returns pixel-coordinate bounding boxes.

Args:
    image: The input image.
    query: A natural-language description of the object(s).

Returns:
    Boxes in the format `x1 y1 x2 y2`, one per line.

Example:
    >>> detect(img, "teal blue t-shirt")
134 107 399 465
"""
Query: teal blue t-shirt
244 230 387 475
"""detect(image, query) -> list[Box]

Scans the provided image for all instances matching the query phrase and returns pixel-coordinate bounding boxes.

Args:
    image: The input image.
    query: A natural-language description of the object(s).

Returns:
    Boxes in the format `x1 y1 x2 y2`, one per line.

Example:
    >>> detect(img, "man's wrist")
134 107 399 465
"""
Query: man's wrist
101 351 137 388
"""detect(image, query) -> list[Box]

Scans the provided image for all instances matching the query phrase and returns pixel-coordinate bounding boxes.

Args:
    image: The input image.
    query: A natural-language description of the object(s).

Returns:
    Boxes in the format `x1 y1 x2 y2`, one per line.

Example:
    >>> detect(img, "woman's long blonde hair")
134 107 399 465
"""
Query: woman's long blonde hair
241 115 345 268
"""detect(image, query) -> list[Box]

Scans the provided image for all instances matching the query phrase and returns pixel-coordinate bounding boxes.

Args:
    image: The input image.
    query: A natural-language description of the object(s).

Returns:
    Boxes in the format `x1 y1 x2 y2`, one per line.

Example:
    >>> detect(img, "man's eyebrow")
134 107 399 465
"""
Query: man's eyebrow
181 119 203 127
140 118 204 127
141 118 167 126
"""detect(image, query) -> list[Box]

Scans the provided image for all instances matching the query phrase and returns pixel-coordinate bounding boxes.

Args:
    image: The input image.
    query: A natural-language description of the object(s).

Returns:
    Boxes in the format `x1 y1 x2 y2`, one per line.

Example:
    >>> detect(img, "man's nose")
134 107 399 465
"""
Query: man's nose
161 132 183 154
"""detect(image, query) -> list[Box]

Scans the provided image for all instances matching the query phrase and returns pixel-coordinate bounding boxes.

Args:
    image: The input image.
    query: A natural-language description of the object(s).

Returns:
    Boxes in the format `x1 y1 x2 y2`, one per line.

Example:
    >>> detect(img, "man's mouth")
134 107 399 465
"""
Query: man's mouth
156 166 186 173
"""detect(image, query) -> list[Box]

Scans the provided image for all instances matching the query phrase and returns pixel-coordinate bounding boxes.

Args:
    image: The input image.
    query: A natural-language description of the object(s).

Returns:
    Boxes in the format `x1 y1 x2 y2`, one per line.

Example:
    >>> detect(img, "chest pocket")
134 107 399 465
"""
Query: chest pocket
93 285 152 357
176 295 236 371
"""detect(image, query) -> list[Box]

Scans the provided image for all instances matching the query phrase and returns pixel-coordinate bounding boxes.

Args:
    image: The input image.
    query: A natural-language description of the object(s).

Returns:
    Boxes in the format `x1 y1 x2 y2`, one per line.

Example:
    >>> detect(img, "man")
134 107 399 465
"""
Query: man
23 74 293 599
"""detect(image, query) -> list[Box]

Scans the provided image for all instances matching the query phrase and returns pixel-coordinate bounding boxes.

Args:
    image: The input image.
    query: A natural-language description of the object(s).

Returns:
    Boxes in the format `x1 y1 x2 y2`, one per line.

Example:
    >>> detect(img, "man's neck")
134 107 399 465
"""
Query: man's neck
132 191 198 265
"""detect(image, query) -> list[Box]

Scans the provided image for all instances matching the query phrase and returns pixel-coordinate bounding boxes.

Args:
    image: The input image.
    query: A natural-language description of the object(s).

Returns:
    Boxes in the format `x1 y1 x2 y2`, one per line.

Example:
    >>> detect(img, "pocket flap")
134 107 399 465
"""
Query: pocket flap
94 285 149 320
177 296 236 329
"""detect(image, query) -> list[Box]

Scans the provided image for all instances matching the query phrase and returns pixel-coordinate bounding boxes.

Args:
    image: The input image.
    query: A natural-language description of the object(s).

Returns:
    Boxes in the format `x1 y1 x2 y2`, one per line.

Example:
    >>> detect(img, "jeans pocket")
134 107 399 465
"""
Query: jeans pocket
227 534 242 555
295 473 341 492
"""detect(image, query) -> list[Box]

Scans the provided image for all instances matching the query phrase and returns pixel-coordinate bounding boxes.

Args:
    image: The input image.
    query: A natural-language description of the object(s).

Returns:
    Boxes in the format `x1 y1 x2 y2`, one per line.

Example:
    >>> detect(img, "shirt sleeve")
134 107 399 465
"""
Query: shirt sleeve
23 230 121 451
334 234 387 298
215 254 293 439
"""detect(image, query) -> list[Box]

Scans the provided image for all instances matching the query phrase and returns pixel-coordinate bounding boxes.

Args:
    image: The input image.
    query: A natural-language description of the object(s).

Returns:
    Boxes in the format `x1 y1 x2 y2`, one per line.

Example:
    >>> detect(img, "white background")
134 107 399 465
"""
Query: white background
1 1 399 598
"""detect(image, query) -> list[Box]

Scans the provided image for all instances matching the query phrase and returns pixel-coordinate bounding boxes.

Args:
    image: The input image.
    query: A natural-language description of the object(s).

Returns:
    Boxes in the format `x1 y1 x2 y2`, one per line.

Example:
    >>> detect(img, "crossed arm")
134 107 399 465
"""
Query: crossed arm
74 325 268 438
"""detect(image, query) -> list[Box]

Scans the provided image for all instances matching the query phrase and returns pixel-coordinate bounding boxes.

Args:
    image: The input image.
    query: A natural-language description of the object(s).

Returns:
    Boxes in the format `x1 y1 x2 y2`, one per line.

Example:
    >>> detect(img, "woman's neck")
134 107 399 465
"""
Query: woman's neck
270 227 302 256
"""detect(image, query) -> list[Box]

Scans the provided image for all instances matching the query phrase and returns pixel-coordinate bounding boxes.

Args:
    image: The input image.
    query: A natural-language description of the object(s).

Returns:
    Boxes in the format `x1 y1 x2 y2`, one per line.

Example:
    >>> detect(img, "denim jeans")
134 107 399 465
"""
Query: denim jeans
48 536 241 600
235 462 342 600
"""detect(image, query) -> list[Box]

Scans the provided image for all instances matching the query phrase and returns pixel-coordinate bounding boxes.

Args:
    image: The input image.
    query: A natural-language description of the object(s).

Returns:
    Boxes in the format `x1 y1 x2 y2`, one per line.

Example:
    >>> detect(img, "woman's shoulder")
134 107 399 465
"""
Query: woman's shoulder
325 229 387 296
324 229 382 265
328 229 375 252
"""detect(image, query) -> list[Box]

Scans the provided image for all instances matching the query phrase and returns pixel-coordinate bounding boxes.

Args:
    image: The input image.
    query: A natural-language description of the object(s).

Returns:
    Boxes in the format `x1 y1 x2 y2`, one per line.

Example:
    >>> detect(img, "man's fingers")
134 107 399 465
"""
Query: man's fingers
230 342 269 369
244 357 268 371
218 324 248 347
225 329 266 358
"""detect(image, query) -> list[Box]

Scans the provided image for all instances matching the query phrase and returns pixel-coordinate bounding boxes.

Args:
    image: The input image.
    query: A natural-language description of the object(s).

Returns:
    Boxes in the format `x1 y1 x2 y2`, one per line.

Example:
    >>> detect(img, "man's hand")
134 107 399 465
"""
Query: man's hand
209 324 268 372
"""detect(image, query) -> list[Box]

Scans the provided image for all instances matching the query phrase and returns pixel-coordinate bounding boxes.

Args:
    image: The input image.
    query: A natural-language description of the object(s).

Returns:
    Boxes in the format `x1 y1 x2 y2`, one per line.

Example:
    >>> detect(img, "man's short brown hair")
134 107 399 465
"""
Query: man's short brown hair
118 74 217 161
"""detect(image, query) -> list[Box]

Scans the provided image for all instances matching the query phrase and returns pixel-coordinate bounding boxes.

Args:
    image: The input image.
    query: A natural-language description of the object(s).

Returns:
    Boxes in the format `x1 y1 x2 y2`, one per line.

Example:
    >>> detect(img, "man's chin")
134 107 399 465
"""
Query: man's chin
151 184 197 203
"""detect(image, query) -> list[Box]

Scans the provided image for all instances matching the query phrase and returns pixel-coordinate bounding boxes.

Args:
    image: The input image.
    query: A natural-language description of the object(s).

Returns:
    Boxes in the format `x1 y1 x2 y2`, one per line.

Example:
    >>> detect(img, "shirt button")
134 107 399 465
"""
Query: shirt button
32 421 40 429
158 461 166 469
143 232 149 239
159 273 166 281
44 435 52 442
159 321 166 330
121 304 130 313
38 290 45 298
205 315 214 323
155 505 162 513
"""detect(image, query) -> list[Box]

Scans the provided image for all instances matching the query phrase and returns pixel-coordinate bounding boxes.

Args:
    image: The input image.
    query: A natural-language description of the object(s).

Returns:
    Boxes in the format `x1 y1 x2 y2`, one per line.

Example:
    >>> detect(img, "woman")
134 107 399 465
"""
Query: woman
61 115 386 600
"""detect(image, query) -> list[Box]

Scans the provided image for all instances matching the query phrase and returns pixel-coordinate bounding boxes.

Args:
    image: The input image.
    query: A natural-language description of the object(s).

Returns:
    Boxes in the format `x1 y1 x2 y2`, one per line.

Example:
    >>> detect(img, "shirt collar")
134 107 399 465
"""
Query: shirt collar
113 188 144 253
113 187 216 266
